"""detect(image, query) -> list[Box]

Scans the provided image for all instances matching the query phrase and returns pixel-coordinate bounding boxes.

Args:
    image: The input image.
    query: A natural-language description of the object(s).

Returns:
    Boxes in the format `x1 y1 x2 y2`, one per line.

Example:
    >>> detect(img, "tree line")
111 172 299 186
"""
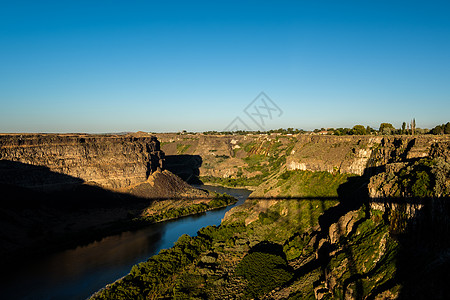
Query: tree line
200 121 449 136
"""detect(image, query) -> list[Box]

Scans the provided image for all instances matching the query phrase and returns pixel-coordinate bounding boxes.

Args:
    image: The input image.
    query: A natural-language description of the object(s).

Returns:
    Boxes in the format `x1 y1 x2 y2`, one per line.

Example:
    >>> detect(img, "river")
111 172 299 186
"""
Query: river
0 185 251 300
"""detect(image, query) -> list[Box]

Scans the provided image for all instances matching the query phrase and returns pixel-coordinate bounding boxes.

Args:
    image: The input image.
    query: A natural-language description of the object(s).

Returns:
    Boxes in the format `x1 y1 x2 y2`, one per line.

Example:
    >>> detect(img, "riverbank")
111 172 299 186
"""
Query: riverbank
197 180 258 191
0 186 252 300
0 191 236 270
91 166 450 299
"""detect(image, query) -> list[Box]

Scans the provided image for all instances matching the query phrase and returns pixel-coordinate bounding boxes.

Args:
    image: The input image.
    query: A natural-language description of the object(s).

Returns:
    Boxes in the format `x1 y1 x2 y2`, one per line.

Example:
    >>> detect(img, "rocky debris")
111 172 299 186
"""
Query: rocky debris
126 169 208 199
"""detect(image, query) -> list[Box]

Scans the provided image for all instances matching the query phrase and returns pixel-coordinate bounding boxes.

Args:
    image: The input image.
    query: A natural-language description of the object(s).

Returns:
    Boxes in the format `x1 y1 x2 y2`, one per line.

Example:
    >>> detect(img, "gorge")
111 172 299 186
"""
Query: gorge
1 132 449 299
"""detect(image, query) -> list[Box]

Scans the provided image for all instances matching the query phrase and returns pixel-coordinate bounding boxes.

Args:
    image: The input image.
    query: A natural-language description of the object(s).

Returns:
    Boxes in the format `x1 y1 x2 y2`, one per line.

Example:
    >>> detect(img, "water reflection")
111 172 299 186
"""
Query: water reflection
0 185 251 300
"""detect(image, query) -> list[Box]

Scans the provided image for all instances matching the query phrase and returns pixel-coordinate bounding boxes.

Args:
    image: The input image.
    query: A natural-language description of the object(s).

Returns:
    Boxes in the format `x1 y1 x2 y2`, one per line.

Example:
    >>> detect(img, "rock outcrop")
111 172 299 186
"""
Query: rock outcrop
156 133 450 180
0 134 221 264
0 134 165 190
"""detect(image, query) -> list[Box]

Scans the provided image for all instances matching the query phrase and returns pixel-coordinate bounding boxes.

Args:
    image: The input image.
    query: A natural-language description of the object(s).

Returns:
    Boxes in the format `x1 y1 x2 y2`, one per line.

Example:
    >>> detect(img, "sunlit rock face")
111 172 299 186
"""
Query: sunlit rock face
156 133 450 179
0 134 165 190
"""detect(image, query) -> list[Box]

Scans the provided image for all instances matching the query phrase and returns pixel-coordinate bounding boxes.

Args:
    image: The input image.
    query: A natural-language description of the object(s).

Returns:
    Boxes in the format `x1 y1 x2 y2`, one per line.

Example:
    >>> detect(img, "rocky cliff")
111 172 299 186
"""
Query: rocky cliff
155 133 450 183
0 134 222 265
87 132 450 300
0 134 165 190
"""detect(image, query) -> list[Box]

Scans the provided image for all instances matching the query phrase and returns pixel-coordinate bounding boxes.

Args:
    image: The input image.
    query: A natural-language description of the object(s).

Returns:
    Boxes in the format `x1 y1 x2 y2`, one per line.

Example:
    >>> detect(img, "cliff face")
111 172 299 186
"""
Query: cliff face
155 133 450 181
85 133 450 300
285 135 381 175
0 134 222 264
2 132 446 195
0 134 165 190
367 137 450 198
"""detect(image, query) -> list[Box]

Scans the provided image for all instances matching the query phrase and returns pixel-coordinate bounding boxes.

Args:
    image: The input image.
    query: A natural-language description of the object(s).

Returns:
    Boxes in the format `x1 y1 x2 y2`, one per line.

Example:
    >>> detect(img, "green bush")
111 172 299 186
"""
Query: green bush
258 210 281 225
397 158 438 198
92 234 213 299
236 251 293 298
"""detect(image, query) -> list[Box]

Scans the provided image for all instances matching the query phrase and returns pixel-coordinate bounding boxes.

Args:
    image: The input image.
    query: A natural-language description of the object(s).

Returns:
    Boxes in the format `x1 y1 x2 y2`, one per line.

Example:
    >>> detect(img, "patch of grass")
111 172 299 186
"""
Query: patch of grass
176 143 192 154
140 193 237 223
243 141 257 152
276 170 352 198
285 142 296 155
236 249 293 298
200 175 266 187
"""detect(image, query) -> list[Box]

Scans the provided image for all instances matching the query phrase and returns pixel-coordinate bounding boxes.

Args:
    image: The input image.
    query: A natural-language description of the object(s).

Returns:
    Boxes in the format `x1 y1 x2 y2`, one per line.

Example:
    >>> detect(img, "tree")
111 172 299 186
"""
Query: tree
445 122 450 134
379 123 395 135
366 126 375 135
402 122 406 134
411 119 416 135
352 125 366 135
430 122 450 135
431 125 444 135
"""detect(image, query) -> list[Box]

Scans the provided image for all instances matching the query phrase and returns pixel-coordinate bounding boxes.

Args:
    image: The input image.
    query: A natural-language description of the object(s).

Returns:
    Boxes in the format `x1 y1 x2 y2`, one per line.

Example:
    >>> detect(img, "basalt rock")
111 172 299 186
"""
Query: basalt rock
0 134 165 190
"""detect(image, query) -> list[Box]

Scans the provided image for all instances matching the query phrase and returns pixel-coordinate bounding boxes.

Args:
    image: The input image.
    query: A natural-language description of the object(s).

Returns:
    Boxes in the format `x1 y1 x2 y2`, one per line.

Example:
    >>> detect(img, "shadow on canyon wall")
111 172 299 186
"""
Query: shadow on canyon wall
1 158 449 299
271 174 450 299
161 153 450 298
0 160 181 267
164 155 203 184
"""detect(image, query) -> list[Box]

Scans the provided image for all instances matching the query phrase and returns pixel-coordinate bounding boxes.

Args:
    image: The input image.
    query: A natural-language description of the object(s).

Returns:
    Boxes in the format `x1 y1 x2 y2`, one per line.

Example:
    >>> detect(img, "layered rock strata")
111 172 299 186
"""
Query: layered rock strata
0 134 165 190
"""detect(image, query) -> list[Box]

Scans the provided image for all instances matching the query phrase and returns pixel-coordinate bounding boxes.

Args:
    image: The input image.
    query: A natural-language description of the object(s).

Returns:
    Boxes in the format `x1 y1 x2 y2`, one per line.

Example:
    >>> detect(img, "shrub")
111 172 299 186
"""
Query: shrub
235 243 293 298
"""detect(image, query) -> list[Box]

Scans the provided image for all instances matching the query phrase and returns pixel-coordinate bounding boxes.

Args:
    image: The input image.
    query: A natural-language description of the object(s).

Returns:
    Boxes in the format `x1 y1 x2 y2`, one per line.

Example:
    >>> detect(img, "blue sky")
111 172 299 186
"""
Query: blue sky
1 0 449 132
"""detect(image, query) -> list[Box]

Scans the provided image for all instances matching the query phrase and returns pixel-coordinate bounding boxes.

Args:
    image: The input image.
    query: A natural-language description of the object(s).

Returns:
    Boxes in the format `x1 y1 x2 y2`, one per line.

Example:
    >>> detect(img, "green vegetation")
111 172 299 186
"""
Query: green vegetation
352 125 367 135
139 193 237 223
379 123 395 135
283 232 314 261
202 128 306 135
326 212 399 299
91 133 450 299
430 122 450 135
276 170 352 197
236 250 293 298
176 143 191 154
201 174 267 187
199 121 450 136
92 232 213 299
396 158 450 198
91 168 406 300
321 120 438 135
160 141 174 146
215 155 230 164
201 139 289 187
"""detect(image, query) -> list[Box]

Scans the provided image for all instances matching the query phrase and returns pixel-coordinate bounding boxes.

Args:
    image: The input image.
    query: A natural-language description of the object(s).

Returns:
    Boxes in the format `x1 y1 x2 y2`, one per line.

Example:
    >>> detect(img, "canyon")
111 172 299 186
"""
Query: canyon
154 132 449 183
1 132 450 299
0 134 216 264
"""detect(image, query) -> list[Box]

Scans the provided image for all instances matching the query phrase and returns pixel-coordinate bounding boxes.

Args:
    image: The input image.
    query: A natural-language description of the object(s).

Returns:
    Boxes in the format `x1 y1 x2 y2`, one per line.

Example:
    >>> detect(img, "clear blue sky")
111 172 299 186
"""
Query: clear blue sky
1 0 449 133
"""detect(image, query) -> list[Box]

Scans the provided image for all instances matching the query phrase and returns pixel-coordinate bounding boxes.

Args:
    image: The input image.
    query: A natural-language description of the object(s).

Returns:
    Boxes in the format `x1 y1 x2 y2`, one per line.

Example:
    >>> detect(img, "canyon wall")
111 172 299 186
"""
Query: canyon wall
155 133 450 179
1 133 448 191
0 134 165 190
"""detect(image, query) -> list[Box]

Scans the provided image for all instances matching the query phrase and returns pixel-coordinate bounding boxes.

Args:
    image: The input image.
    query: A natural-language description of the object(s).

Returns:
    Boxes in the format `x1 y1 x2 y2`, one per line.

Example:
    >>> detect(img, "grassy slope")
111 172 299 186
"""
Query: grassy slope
92 135 450 299
92 169 400 299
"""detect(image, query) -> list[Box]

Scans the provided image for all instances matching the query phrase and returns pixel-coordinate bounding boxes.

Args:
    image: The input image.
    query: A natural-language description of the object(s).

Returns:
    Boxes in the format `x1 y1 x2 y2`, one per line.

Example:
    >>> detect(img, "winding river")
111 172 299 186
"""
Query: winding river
0 185 251 300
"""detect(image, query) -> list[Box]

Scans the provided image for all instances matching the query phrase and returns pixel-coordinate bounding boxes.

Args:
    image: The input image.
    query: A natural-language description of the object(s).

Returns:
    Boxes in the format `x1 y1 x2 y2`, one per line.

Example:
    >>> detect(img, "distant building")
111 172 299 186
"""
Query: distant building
317 130 330 135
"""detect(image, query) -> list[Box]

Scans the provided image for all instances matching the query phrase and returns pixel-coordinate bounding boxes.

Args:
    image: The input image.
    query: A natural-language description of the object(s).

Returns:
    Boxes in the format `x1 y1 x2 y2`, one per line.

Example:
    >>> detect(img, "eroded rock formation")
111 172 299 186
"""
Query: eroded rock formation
0 134 165 190
156 133 450 180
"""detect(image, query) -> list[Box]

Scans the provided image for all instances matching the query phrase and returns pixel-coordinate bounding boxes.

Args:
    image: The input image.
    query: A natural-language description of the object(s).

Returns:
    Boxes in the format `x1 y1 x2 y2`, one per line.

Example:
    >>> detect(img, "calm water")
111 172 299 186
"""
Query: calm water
0 185 251 300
